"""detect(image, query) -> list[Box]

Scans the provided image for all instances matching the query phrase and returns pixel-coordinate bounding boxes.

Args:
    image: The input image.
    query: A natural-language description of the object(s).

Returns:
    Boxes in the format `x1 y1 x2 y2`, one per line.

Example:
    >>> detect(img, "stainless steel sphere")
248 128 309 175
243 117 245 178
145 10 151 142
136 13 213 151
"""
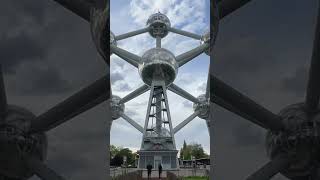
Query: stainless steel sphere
266 103 320 179
110 31 117 55
110 31 117 46
193 94 210 119
0 105 47 179
146 12 171 38
110 95 124 120
200 30 211 56
139 48 178 86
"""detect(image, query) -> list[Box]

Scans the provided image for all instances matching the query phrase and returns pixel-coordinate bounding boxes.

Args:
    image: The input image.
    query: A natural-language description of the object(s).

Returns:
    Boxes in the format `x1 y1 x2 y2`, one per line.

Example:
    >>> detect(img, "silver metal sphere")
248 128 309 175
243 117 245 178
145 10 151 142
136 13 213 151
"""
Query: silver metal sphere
110 31 117 55
193 94 210 119
139 48 178 86
146 12 171 38
0 105 47 179
110 95 124 120
200 30 211 56
266 103 320 179
110 31 117 46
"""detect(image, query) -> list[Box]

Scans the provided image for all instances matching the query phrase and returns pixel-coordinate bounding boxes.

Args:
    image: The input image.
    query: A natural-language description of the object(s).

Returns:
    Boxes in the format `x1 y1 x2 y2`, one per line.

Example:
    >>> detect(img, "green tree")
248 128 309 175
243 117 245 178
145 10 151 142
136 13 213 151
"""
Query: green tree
110 145 120 159
118 148 135 166
110 145 137 167
189 143 208 159
180 141 208 160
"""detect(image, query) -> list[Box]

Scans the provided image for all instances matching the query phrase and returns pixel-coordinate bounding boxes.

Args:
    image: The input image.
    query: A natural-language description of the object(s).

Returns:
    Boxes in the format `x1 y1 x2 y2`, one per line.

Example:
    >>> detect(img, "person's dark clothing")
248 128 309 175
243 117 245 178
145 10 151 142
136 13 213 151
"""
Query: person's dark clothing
147 164 153 179
158 164 162 178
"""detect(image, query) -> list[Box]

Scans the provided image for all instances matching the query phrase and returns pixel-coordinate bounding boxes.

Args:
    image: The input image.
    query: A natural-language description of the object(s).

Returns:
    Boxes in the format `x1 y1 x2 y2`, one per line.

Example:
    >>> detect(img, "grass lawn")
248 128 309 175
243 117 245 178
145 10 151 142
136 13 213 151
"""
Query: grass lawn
182 177 209 180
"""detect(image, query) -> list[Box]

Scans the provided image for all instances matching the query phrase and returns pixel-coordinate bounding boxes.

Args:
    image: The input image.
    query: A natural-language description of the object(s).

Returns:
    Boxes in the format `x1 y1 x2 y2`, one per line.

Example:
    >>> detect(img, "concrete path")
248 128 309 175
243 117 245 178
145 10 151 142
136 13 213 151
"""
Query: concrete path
142 170 167 178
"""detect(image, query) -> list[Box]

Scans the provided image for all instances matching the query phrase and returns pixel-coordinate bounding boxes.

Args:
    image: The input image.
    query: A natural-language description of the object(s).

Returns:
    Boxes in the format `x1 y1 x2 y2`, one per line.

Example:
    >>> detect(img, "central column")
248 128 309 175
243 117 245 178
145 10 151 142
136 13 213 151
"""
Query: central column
153 68 164 136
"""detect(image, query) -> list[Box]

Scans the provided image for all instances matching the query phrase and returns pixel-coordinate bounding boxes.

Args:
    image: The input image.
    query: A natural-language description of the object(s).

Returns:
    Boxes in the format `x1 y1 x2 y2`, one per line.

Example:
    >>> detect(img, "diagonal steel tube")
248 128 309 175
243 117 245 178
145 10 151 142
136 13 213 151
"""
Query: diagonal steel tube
26 158 66 180
120 112 144 133
211 75 284 131
212 95 261 127
115 27 150 41
29 76 109 133
168 27 202 40
0 65 7 120
173 111 200 134
306 1 320 113
110 45 141 68
218 0 253 19
246 154 292 180
177 43 210 67
119 84 149 104
168 84 200 104
52 0 94 22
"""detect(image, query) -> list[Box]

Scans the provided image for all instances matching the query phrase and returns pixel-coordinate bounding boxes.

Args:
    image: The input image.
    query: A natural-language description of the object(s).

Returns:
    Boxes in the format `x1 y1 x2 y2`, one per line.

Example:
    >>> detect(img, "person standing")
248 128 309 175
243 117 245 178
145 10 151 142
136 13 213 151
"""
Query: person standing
158 163 163 179
147 164 153 179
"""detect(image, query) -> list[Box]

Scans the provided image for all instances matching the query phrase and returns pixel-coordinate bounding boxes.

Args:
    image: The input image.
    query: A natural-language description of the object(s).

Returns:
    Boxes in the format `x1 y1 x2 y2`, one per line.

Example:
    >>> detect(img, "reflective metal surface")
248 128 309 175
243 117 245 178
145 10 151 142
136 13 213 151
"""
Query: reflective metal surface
146 12 171 38
201 30 211 55
193 94 210 119
139 48 178 86
110 31 117 55
0 105 47 179
110 95 124 120
266 103 320 179
110 31 117 46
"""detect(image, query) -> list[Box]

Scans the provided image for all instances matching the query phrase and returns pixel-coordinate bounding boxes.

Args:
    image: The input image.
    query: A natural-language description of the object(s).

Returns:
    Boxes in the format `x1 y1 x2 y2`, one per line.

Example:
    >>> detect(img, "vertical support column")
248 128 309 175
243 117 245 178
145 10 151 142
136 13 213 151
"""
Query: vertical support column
156 36 161 48
141 85 155 145
161 82 176 149
155 86 162 136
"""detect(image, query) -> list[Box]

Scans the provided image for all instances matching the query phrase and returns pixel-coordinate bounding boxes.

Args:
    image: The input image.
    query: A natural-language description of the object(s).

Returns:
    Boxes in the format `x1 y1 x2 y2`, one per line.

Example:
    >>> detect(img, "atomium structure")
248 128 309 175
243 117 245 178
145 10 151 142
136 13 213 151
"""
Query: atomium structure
211 0 320 180
110 11 211 169
0 0 110 180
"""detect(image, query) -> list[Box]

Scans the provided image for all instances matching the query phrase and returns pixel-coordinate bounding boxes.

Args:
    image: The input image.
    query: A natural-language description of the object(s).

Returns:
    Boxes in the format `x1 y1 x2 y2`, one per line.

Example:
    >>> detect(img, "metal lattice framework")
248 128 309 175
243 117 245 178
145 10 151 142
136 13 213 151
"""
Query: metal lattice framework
0 0 110 180
110 10 211 169
211 0 320 180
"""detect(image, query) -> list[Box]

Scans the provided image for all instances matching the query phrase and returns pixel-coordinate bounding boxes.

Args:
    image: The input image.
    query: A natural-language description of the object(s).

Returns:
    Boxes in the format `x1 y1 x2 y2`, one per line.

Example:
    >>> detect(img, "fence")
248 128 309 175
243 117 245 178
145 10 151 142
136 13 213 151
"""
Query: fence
110 167 209 179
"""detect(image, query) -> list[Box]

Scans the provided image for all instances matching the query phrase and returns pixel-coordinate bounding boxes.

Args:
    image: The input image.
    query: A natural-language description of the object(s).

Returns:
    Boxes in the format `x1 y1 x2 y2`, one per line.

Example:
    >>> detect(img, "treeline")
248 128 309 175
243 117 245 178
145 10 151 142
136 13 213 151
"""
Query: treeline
110 141 209 167
179 140 209 160
110 145 137 167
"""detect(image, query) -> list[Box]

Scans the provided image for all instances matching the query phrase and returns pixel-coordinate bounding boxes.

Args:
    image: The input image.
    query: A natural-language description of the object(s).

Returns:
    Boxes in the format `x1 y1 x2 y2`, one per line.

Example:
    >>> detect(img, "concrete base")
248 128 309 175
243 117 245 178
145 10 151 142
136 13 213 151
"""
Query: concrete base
138 150 179 169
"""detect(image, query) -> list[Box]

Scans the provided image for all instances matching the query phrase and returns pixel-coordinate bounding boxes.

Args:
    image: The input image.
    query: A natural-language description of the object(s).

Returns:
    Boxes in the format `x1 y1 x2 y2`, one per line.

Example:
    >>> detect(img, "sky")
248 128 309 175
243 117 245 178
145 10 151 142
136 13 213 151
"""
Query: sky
0 0 318 180
110 0 211 154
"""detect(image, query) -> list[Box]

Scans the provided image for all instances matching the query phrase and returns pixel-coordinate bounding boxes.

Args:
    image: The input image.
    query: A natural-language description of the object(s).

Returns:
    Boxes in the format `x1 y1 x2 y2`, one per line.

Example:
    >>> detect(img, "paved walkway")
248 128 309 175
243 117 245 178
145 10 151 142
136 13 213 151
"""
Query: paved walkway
142 171 167 178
